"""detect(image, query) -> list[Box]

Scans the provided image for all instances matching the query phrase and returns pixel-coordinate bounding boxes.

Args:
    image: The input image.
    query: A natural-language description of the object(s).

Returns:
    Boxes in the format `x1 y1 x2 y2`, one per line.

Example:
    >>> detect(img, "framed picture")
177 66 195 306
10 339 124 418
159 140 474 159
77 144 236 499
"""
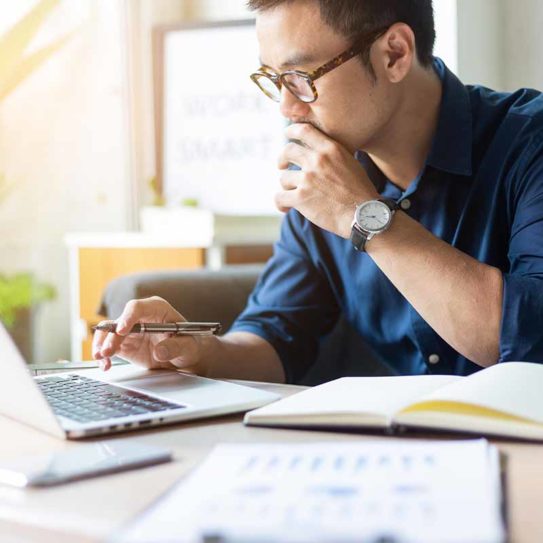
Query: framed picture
153 20 285 214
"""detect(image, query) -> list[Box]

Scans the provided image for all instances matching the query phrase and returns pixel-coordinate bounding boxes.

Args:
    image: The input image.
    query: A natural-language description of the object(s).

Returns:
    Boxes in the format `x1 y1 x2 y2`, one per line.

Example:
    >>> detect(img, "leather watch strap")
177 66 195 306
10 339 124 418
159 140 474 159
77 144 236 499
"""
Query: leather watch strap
351 223 369 252
380 197 400 212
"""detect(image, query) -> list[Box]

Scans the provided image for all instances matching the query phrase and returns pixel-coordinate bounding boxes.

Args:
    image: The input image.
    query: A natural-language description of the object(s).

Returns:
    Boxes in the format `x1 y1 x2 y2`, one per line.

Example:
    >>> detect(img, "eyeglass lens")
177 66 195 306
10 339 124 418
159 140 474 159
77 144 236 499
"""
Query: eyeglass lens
281 73 314 102
253 74 282 101
253 72 315 103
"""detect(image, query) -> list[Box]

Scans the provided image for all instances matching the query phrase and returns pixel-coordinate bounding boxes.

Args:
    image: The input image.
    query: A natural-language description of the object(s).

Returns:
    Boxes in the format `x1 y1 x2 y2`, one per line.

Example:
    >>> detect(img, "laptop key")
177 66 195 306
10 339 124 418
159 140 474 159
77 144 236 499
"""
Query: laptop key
40 374 186 424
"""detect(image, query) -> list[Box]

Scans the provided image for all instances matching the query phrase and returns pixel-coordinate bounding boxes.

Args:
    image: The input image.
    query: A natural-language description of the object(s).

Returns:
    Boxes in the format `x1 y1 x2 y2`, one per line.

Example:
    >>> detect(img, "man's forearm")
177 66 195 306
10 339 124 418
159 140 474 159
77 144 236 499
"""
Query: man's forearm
367 211 503 367
201 331 286 383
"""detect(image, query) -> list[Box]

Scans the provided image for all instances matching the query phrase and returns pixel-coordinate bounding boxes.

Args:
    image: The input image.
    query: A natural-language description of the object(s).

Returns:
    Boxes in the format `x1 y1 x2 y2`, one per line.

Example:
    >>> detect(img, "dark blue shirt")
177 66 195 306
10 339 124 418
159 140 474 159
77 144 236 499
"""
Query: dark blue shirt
230 59 543 383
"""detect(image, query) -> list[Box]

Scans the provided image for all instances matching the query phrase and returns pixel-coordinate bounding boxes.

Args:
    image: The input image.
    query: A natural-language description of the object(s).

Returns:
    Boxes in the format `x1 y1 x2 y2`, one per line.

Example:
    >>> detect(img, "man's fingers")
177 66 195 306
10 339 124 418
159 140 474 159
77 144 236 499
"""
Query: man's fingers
285 122 331 151
93 314 139 359
92 329 114 371
279 169 300 190
93 296 184 359
99 329 128 359
278 141 308 170
116 296 183 335
154 336 198 368
275 188 297 213
115 298 161 335
92 329 107 359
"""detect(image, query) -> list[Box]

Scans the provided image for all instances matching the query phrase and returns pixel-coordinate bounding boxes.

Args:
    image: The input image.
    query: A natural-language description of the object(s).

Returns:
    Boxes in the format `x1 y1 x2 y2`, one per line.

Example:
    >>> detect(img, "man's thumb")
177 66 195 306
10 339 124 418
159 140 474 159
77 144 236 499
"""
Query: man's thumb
154 337 195 365
155 343 170 361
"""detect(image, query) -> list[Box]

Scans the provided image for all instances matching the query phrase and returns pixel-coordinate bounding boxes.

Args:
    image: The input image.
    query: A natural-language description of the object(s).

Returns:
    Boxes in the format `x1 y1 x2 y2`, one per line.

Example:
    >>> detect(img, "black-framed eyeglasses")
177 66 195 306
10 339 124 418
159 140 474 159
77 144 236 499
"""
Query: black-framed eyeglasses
250 27 389 104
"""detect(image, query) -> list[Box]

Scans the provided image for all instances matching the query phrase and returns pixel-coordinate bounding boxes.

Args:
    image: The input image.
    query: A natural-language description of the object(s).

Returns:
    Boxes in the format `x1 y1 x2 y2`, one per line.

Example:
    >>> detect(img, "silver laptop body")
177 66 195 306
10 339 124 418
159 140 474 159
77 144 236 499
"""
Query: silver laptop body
0 323 279 440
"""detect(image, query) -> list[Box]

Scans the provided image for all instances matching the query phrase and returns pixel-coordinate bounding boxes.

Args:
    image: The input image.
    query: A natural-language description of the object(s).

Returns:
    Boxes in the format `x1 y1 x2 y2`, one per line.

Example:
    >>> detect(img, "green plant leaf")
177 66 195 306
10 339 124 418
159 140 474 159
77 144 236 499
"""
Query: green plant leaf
149 176 165 206
0 273 56 328
181 198 199 207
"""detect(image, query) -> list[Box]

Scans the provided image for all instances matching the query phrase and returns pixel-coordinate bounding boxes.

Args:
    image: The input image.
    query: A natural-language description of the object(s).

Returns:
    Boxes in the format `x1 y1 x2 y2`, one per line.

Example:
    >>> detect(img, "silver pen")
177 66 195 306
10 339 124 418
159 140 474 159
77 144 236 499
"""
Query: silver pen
92 321 221 336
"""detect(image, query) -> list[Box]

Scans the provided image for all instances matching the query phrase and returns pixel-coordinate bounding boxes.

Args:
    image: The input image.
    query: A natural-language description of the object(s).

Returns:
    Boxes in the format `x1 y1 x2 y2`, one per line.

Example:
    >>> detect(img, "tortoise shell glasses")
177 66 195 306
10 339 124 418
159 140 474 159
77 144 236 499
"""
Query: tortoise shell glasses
250 27 389 104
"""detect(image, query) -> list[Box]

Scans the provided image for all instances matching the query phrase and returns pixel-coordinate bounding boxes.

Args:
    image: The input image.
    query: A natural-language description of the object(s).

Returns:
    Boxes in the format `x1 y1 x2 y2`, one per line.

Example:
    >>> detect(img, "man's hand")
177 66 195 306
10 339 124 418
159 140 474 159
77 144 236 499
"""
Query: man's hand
277 123 379 237
92 296 209 374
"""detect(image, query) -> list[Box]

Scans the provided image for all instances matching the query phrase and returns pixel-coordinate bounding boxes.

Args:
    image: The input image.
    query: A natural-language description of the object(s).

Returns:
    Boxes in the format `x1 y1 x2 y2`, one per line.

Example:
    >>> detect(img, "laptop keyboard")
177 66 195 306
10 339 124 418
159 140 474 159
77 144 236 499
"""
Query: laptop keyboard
37 374 185 424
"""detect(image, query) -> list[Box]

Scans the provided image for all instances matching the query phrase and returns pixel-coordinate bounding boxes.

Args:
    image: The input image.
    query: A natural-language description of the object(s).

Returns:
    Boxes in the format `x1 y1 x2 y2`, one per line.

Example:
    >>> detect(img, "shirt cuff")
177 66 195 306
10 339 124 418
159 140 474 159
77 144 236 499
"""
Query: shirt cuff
499 273 543 362
228 322 310 384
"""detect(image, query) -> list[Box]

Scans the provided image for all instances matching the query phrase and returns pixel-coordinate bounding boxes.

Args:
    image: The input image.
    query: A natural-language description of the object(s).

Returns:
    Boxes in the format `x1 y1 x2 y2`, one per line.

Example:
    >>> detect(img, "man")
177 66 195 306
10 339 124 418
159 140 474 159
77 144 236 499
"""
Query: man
93 0 543 384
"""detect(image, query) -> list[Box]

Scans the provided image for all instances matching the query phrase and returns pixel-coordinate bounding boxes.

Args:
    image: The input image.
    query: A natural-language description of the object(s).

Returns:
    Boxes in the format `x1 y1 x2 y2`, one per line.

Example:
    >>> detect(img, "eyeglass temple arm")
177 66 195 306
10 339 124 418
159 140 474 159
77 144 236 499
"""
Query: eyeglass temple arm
309 27 390 81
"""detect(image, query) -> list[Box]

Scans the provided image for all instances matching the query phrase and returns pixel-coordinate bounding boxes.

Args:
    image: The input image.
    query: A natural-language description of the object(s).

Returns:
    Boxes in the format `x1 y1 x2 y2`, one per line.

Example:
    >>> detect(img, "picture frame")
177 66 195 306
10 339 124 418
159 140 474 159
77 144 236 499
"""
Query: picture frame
152 20 285 214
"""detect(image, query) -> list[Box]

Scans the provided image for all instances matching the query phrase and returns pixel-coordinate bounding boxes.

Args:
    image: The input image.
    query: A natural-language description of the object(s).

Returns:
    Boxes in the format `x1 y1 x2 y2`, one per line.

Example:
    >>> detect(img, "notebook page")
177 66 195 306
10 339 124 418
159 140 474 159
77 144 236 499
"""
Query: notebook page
114 440 504 543
244 375 460 426
399 362 543 424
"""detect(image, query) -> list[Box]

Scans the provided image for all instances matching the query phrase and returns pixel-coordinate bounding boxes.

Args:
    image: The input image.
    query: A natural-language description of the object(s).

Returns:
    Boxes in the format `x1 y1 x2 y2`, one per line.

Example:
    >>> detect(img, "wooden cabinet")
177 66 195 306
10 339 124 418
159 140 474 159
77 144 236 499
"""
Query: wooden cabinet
67 234 206 361
66 227 279 361
78 247 205 360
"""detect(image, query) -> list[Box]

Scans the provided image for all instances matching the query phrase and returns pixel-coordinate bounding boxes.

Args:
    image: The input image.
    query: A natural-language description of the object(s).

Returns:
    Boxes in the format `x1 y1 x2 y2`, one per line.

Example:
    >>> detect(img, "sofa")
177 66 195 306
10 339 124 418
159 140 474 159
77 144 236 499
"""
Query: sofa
99 265 393 385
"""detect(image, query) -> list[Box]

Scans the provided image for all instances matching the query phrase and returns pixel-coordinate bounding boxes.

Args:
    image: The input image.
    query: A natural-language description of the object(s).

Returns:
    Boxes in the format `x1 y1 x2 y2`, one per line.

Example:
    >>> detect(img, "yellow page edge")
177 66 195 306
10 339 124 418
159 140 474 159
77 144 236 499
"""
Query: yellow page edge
399 400 543 427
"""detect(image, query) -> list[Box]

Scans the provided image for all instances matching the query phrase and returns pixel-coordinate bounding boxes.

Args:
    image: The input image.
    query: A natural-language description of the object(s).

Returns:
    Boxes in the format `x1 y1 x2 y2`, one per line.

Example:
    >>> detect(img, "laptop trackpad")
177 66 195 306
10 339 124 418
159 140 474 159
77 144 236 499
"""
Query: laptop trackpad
111 370 235 408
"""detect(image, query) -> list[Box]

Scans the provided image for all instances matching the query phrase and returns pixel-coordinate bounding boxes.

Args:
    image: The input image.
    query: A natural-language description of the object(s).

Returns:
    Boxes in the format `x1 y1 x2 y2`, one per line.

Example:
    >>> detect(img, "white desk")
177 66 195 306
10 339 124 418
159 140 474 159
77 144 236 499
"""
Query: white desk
0 370 542 542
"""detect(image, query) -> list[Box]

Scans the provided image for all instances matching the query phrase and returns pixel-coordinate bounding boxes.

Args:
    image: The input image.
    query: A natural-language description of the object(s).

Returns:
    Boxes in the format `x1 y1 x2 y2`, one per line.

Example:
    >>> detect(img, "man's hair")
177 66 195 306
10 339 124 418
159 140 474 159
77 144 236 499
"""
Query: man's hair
246 0 436 69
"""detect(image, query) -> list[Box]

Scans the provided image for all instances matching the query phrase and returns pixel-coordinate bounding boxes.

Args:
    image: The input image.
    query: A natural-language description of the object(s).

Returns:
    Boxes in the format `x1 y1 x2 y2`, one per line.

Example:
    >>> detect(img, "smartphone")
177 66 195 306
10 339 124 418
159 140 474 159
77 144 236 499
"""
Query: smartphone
0 440 172 487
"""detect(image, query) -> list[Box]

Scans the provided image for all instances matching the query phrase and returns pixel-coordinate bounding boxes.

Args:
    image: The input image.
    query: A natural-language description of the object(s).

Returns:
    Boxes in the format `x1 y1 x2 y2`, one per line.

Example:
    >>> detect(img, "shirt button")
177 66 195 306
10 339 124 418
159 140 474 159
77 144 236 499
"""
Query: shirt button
400 199 412 210
428 354 440 365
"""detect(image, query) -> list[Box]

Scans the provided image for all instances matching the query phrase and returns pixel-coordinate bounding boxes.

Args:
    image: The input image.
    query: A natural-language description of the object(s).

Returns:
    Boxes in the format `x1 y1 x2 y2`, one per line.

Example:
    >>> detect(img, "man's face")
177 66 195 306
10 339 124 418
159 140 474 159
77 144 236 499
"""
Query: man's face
255 0 396 153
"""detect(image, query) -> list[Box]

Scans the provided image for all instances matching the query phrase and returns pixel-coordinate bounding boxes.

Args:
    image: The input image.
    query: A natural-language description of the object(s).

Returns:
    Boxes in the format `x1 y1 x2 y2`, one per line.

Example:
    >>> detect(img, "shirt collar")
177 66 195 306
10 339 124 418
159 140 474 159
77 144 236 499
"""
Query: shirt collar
427 57 473 176
356 57 473 189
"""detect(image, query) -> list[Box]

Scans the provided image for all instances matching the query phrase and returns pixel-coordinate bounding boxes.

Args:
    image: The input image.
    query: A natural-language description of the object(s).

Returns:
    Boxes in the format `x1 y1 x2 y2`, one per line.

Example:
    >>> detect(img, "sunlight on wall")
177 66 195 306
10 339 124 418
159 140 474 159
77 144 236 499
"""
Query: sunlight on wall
434 0 458 73
0 0 130 362
0 2 37 34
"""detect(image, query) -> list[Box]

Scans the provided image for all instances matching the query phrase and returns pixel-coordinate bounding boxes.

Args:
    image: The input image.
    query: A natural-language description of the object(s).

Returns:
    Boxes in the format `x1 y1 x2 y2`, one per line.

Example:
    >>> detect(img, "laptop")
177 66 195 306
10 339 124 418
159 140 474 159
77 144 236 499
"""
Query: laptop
0 323 279 440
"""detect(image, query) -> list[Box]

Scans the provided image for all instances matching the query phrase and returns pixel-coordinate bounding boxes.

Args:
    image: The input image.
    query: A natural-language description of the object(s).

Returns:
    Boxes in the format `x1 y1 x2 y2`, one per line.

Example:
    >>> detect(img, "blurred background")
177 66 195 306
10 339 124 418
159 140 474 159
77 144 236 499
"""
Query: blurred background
0 0 541 365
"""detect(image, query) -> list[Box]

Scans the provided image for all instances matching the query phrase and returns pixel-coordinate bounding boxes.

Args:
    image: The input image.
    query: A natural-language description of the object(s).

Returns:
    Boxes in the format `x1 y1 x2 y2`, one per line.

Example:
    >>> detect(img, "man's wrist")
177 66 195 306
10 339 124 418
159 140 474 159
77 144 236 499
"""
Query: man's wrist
194 334 221 378
364 209 409 253
341 192 380 239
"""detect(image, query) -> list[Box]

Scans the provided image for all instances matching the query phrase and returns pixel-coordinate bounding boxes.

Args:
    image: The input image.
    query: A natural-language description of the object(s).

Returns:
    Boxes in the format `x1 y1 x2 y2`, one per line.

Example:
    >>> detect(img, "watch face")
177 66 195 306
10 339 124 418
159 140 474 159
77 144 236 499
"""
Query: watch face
356 201 392 233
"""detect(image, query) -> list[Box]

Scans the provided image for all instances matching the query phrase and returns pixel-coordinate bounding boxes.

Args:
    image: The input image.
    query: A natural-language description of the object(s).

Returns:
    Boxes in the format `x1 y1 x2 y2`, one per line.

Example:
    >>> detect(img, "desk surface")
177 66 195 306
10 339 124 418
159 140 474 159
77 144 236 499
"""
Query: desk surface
0 372 542 543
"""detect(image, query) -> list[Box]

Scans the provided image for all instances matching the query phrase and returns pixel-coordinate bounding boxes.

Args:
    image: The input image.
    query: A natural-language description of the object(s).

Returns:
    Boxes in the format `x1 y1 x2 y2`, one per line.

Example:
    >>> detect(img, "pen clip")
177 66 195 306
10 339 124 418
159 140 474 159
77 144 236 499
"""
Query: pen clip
175 322 221 335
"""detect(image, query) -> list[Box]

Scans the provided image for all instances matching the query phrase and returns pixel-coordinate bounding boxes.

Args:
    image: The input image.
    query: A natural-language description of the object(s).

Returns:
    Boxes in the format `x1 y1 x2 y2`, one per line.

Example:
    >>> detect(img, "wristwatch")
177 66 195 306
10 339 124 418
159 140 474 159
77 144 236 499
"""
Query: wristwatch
350 198 399 252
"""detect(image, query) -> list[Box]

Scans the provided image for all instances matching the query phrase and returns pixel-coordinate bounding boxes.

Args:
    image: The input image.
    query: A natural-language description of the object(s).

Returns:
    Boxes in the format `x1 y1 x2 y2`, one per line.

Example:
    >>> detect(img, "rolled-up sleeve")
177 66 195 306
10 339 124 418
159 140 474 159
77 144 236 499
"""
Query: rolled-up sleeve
229 210 339 383
500 142 543 362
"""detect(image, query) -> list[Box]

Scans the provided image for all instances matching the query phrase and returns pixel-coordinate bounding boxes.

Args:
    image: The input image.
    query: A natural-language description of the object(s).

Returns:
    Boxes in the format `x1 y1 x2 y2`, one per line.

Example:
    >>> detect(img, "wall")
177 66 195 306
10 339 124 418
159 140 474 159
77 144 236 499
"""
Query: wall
434 0 458 74
0 1 131 362
502 0 543 91
456 0 543 92
457 0 505 89
193 0 248 19
125 0 193 220
126 0 250 218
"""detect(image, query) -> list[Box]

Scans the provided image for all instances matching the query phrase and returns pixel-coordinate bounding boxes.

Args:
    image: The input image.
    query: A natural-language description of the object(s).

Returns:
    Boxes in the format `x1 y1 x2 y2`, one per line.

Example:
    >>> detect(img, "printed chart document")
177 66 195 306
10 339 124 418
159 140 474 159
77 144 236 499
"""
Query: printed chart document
114 439 505 543
245 362 543 440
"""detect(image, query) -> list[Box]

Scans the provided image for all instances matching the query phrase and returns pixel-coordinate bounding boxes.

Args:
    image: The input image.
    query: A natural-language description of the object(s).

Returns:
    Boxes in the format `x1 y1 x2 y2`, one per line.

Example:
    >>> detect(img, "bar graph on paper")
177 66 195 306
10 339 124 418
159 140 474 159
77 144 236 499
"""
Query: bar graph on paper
116 440 504 543
205 448 438 531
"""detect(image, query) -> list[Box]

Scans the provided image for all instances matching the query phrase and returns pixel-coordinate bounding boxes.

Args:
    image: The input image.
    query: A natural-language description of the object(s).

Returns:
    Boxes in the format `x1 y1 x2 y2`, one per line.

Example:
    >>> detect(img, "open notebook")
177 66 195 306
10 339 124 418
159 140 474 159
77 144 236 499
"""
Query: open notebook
244 362 543 440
